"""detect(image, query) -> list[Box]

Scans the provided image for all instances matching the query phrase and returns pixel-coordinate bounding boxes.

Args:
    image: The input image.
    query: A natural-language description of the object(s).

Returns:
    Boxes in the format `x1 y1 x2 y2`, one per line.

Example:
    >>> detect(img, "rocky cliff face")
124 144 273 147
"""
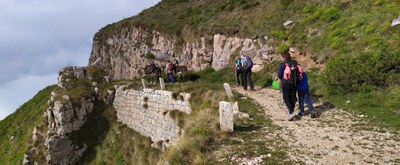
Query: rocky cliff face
88 27 279 80
25 67 95 165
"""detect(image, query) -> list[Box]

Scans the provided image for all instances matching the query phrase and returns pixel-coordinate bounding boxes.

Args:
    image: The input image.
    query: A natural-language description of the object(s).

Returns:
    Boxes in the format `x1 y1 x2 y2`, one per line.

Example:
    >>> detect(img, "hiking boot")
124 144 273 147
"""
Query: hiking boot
310 112 317 118
297 112 305 117
295 115 302 120
288 113 296 121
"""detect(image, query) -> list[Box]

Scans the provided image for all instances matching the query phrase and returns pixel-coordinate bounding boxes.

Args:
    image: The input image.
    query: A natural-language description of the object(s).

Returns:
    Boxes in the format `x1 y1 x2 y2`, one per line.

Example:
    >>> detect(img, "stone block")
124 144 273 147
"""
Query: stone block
159 78 165 89
141 79 147 88
219 101 234 132
223 83 233 98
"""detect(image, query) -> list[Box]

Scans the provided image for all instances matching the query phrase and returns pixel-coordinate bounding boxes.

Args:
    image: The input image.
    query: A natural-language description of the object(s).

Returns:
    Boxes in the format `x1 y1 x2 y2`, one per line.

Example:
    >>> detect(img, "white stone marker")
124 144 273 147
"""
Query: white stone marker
219 101 234 132
223 83 233 98
159 78 165 89
141 79 147 88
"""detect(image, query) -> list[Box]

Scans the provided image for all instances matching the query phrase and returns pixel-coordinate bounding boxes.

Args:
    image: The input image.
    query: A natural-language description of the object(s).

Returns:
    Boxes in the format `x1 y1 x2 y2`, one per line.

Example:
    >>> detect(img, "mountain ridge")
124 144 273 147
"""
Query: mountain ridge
1 0 400 164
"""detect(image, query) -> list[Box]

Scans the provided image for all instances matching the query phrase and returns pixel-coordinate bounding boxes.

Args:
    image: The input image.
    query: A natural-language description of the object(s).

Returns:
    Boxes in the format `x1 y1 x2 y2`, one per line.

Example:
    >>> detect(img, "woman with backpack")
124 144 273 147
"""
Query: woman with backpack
241 53 254 91
277 50 298 121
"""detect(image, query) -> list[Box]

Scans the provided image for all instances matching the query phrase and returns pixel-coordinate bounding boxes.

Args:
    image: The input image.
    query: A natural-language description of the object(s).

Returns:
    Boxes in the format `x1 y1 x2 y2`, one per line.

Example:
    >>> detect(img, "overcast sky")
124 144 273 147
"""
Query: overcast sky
0 0 161 120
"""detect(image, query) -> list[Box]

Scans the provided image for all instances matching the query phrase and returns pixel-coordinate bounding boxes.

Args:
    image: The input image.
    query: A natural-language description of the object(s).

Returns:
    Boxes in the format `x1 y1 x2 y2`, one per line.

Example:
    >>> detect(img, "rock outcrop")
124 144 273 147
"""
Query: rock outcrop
45 97 93 164
25 67 95 165
89 27 280 80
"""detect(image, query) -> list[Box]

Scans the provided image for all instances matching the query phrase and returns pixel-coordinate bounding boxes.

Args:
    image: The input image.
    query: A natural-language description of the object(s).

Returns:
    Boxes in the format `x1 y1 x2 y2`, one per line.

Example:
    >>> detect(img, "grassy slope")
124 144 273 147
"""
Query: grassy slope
98 0 400 60
0 85 56 164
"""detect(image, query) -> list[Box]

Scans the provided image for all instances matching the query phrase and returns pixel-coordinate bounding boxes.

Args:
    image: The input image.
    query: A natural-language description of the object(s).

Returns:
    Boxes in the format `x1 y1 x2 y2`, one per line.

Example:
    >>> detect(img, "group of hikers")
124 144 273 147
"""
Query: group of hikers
148 60 177 84
234 53 255 91
235 50 316 121
152 50 316 121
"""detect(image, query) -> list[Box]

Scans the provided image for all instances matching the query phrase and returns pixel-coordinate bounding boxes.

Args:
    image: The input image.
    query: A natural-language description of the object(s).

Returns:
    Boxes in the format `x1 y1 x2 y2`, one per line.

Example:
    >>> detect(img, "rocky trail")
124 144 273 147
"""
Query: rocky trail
235 87 400 165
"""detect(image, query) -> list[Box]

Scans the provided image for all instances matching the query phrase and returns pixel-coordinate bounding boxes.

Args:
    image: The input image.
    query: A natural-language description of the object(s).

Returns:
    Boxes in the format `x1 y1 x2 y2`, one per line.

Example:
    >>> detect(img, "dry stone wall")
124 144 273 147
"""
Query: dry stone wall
113 87 192 148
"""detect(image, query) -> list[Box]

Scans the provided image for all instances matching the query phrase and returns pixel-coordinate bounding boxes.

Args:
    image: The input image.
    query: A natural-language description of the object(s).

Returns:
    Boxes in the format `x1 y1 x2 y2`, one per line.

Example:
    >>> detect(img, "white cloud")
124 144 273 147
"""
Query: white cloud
0 0 161 120
0 0 161 83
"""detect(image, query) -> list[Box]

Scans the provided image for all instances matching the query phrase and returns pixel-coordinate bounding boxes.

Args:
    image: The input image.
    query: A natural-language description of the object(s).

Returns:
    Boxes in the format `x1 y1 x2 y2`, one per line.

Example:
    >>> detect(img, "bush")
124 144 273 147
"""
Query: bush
276 43 289 54
271 30 288 40
321 7 341 22
145 52 155 59
86 66 106 83
322 49 400 95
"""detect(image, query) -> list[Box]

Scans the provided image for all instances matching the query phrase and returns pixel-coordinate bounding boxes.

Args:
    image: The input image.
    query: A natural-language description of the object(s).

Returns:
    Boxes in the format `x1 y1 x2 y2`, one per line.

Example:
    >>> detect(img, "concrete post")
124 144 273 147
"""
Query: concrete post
159 78 165 90
219 101 234 132
223 83 233 98
141 79 147 88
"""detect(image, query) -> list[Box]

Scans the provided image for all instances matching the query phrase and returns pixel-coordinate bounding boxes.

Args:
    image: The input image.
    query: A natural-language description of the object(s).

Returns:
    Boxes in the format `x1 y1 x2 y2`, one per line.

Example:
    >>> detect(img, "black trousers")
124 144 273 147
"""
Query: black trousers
282 85 297 114
236 69 242 85
242 68 254 90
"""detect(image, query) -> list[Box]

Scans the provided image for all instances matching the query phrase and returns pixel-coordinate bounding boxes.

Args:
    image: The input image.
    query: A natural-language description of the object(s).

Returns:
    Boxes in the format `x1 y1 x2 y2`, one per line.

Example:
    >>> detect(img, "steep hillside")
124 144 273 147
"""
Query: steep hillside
0 85 56 164
90 0 400 130
98 0 400 62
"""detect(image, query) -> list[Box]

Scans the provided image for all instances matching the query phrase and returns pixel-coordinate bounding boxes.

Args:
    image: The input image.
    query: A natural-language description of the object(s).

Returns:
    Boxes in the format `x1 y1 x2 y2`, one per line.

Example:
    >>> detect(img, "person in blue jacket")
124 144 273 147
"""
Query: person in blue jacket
297 72 317 118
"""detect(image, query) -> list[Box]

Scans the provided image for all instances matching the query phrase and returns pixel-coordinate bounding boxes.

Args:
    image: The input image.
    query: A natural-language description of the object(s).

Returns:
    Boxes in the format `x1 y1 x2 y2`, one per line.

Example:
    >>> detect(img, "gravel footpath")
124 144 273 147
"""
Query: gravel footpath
235 87 400 165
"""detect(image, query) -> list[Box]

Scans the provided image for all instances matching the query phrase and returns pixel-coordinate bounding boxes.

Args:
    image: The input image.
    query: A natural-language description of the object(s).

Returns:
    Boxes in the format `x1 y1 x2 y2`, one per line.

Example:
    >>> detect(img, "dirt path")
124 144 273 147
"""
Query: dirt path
235 87 400 165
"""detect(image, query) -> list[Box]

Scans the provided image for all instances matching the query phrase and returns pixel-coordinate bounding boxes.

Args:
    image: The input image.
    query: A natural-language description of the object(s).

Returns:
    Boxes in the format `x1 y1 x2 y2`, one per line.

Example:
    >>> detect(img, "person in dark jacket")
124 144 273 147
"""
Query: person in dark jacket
277 50 297 121
241 53 254 91
297 72 317 118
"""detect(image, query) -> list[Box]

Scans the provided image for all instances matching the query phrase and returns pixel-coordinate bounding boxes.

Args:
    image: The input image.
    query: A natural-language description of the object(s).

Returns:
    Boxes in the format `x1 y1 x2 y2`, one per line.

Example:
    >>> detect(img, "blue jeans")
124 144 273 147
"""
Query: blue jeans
167 72 175 83
298 89 315 115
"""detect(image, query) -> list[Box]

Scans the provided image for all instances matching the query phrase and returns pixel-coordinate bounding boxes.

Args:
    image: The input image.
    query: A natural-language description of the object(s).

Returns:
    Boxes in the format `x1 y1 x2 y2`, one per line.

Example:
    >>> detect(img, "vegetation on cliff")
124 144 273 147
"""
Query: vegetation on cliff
0 85 56 164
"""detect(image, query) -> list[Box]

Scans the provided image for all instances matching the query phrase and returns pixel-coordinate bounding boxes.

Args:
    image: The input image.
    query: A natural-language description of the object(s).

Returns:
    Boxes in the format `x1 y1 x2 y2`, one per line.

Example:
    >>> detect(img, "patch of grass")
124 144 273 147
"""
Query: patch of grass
324 87 400 131
271 30 288 40
161 82 226 164
168 110 186 128
0 85 56 164
307 69 400 131
210 92 293 164
276 43 290 54
83 105 161 164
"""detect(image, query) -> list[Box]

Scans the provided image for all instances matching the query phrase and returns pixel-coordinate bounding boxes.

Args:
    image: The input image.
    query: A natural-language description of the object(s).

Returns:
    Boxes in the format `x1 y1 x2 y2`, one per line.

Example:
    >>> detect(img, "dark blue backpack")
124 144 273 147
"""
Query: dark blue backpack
244 56 253 69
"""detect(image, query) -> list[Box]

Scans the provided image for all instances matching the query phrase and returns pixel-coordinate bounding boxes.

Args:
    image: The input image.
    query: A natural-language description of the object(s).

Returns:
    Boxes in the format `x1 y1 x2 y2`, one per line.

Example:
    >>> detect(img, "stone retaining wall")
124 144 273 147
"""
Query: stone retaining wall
113 87 191 148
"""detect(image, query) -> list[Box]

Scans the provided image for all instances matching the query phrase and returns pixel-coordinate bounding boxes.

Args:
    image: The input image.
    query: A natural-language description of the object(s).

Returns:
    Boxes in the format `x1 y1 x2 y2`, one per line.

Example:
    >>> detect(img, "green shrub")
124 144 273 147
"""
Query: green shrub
276 43 289 54
87 65 106 83
303 4 317 13
145 52 155 59
322 49 400 95
321 7 341 22
271 30 288 40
